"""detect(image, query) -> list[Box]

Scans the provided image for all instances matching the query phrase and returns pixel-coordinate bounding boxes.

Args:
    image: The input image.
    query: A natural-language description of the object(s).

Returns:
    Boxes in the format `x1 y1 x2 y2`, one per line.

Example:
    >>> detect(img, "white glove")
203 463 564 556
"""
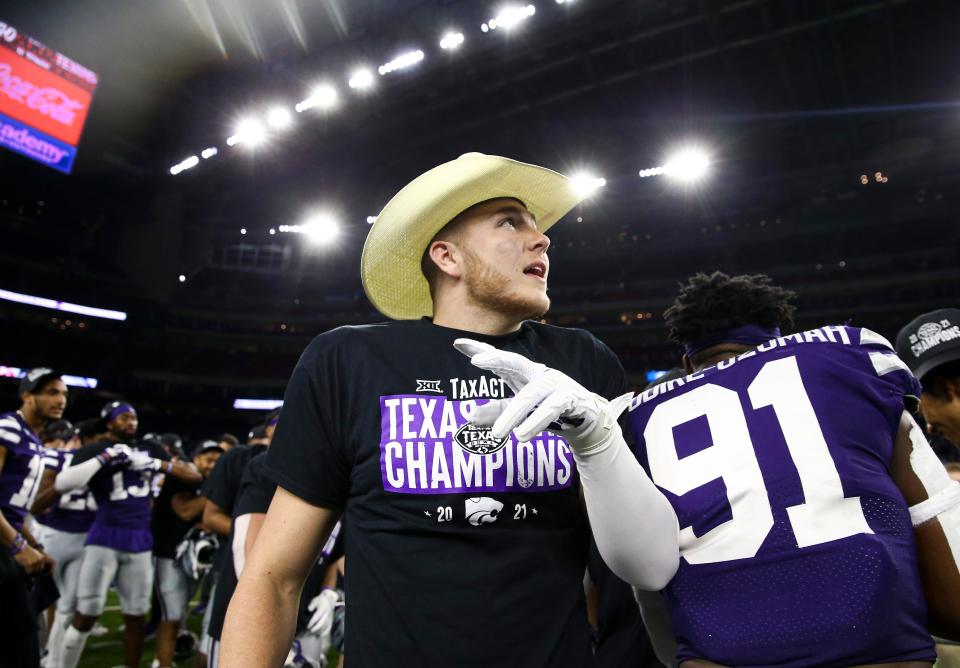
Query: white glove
454 338 680 591
127 451 163 472
96 443 132 466
453 338 632 454
306 588 340 635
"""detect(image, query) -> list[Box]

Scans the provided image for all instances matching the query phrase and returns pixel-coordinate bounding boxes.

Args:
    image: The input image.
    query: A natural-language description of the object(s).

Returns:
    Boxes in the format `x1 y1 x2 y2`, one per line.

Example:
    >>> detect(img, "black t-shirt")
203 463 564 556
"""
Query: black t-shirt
208 453 276 641
264 318 625 667
202 444 267 514
152 475 203 559
202 444 266 569
588 540 661 668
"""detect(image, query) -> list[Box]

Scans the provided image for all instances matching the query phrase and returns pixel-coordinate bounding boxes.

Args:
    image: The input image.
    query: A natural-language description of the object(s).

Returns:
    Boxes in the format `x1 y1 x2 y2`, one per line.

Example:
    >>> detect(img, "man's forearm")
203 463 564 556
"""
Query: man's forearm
168 461 203 484
220 565 300 666
202 501 232 536
31 469 59 514
172 493 207 522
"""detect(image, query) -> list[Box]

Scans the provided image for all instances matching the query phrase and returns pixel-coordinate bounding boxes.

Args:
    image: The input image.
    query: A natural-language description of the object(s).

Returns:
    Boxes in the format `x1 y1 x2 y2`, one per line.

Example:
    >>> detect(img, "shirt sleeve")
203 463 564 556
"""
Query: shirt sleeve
264 333 351 509
234 455 277 517
586 331 627 399
854 326 923 409
203 448 238 511
150 441 171 461
69 442 106 466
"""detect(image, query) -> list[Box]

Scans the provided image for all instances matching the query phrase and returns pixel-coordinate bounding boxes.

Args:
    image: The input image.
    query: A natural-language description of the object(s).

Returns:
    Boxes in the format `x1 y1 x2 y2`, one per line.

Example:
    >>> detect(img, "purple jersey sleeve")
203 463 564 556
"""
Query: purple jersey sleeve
626 325 934 667
0 412 46 533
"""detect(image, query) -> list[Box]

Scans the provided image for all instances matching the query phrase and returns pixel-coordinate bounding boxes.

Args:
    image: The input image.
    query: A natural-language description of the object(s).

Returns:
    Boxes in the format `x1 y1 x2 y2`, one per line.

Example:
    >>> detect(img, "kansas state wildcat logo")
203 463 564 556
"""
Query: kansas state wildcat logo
465 497 503 526
454 423 509 455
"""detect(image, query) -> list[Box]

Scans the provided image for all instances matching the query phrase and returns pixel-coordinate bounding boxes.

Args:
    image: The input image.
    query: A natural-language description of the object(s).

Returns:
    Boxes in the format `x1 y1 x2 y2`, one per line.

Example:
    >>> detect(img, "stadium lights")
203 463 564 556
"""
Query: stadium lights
178 274 186 283
169 155 199 175
378 50 425 75
201 147 218 159
570 172 606 197
348 68 375 90
233 398 283 410
0 366 99 389
440 31 465 50
266 106 293 130
231 118 268 147
637 147 712 183
366 216 377 224
295 84 339 112
663 147 710 183
481 5 536 32
279 213 339 245
0 288 127 321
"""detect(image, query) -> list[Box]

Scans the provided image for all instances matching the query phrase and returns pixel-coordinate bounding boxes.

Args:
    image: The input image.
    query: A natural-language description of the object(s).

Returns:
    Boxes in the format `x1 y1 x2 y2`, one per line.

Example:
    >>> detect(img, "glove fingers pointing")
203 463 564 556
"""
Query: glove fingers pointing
470 399 508 427
513 392 573 443
491 378 553 440
452 338 496 358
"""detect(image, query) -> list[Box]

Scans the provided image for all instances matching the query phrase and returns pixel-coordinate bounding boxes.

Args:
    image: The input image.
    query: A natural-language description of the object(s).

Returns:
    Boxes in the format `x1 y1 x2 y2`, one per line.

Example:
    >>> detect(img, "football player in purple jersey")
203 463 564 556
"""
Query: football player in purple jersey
462 271 960 667
55 401 203 668
31 419 102 668
0 368 65 665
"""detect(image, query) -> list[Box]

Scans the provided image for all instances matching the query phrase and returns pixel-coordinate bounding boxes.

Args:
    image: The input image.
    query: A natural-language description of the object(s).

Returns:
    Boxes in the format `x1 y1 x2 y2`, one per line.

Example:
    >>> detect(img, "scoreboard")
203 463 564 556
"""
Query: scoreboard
0 21 97 174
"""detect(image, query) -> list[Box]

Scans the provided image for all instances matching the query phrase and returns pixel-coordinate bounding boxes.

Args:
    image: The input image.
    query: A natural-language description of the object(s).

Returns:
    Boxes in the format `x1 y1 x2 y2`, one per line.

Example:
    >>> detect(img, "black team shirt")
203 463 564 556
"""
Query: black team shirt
151 475 203 559
208 453 345 642
265 319 625 668
201 443 266 569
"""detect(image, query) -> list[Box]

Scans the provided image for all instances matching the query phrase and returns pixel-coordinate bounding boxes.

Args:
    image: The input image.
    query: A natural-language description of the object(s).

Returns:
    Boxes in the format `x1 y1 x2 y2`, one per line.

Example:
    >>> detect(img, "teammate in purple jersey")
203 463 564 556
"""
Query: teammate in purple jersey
0 368 64 666
57 401 203 668
32 423 100 668
624 272 955 667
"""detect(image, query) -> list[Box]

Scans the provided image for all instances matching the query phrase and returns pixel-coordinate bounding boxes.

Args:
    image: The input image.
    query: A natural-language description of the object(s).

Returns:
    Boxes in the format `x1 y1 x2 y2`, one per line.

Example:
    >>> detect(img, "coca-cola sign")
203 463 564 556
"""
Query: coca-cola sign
0 50 92 145
0 63 83 126
0 21 95 172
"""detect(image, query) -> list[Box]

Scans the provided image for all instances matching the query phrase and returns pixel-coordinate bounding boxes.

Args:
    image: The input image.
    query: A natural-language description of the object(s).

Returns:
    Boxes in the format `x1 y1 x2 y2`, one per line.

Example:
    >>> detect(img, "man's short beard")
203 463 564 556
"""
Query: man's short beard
462 247 550 322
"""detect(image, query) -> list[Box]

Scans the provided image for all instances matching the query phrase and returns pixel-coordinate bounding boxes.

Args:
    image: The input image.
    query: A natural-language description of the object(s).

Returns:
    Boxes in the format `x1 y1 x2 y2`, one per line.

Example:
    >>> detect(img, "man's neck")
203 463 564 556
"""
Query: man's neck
432 298 524 336
691 343 754 372
17 408 45 437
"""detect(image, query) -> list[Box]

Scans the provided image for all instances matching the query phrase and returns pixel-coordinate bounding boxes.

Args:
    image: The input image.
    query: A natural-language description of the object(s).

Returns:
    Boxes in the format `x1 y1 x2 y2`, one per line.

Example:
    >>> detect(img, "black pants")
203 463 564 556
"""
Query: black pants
0 549 40 668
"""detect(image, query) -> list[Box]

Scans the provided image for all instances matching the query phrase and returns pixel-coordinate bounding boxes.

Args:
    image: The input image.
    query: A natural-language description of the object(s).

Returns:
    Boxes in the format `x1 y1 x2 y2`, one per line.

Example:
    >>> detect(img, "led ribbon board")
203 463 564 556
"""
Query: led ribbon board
0 366 98 388
0 21 98 173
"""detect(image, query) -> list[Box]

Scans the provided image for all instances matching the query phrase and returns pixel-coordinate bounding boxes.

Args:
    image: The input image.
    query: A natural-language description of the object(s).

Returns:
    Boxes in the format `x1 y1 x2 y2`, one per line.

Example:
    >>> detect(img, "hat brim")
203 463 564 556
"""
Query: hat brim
361 154 583 320
913 348 960 382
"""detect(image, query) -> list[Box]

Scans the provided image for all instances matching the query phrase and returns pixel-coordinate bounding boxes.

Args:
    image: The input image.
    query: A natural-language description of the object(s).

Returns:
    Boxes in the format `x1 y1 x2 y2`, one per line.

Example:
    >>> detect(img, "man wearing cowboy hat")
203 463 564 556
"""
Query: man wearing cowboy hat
220 153 678 667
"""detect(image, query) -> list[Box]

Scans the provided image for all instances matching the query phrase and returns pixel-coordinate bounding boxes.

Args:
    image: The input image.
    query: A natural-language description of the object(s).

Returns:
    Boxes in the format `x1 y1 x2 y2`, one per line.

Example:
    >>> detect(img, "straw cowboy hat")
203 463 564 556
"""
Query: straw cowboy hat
361 152 582 320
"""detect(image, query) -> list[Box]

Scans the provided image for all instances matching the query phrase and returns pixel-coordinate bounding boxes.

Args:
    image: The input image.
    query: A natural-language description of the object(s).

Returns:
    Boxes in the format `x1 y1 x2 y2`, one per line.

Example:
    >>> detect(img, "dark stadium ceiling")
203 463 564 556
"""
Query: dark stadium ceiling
2 0 959 287
3 0 960 431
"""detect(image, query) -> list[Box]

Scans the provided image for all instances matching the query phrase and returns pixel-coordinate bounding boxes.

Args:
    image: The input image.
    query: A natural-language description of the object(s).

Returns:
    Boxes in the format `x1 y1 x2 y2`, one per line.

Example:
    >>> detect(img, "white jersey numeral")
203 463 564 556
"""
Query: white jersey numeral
644 355 870 565
748 356 872 548
9 454 43 509
56 454 90 511
109 469 152 501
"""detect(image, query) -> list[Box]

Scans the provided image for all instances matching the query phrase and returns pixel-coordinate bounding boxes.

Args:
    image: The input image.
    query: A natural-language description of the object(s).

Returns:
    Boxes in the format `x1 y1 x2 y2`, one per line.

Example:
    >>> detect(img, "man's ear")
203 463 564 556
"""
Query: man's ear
428 239 463 280
681 354 694 375
948 379 960 402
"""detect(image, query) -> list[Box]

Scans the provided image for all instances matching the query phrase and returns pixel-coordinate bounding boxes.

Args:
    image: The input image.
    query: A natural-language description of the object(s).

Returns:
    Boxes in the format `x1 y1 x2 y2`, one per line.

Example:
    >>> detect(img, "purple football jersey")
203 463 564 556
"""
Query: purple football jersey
0 411 45 532
626 326 935 666
34 448 96 534
71 440 168 552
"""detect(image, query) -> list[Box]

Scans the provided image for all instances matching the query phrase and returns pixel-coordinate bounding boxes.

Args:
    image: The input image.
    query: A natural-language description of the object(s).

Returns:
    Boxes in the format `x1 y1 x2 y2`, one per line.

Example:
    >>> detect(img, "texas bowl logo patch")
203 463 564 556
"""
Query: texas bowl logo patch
918 322 942 340
454 423 509 455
